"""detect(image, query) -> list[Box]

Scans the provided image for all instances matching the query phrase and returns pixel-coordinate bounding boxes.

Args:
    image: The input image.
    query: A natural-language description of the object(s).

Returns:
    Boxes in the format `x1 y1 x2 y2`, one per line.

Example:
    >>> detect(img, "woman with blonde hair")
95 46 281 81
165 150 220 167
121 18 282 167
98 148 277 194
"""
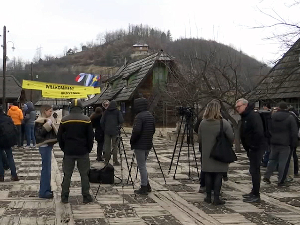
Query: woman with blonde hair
198 100 234 205
35 105 58 199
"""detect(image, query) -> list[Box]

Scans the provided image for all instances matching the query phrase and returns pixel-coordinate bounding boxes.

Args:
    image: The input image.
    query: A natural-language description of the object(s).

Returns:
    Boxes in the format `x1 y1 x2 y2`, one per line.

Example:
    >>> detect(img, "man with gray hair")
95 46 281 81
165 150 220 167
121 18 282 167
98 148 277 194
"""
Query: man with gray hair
235 98 266 203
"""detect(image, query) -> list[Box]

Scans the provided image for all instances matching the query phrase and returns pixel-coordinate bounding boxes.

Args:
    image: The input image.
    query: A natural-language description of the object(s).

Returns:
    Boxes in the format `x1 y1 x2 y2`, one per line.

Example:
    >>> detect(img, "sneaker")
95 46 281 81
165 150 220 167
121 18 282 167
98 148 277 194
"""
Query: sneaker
0 176 4 182
278 182 290 187
39 193 54 199
242 192 254 198
24 146 31 150
204 196 211 203
198 186 206 193
263 177 271 184
83 195 93 204
11 176 19 181
286 176 294 183
147 182 152 192
213 197 225 205
134 186 148 195
243 195 261 203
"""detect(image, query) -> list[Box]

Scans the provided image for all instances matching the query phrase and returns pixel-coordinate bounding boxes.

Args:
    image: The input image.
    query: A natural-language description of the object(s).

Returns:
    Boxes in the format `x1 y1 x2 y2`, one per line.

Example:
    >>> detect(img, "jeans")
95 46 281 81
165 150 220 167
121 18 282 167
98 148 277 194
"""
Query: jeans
25 124 36 146
0 148 17 177
134 149 150 186
205 172 223 198
264 145 290 184
39 146 53 197
61 154 90 197
249 148 264 196
262 144 271 166
16 125 22 147
104 135 118 163
97 141 104 159
21 123 26 146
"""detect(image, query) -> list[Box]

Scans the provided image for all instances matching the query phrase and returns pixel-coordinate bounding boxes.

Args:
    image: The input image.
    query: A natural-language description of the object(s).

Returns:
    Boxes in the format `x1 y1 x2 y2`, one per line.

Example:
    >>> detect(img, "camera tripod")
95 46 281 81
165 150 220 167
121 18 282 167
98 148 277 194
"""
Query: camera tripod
126 145 166 185
94 127 134 201
168 113 200 180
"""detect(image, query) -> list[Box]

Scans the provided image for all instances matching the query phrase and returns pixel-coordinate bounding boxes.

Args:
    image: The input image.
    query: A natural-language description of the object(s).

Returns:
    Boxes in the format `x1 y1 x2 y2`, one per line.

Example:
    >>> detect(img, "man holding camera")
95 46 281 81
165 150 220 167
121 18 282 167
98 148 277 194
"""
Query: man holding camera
101 100 124 165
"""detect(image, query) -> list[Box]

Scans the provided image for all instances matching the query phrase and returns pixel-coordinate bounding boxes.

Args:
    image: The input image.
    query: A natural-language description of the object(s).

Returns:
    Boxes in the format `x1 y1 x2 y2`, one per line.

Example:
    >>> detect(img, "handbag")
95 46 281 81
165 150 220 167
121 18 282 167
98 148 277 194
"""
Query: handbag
89 163 114 184
210 120 237 163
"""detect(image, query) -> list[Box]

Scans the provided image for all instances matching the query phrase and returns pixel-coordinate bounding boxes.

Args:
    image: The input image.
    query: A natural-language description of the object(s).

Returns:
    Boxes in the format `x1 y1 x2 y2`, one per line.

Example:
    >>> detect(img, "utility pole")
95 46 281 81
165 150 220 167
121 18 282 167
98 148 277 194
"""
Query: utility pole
2 26 7 112
30 62 33 101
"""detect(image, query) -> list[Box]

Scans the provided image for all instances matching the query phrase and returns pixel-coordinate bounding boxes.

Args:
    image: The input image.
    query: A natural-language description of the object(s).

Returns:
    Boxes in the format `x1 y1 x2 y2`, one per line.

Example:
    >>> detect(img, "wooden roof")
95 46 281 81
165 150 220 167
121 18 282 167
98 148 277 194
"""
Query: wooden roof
253 38 300 100
82 51 173 106
0 75 22 99
35 98 70 106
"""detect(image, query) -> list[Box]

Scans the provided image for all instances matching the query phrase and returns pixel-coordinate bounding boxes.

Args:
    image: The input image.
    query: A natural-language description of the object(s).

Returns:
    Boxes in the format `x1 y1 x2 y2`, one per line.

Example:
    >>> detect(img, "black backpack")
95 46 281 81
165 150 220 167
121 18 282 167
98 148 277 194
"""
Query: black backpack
89 163 114 184
0 115 18 148
258 110 272 139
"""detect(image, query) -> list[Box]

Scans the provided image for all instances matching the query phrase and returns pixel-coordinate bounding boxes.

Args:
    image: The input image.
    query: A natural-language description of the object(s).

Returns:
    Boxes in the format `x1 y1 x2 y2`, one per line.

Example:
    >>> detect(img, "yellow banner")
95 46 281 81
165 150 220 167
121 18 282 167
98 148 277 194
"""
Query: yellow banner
22 80 100 94
42 90 88 99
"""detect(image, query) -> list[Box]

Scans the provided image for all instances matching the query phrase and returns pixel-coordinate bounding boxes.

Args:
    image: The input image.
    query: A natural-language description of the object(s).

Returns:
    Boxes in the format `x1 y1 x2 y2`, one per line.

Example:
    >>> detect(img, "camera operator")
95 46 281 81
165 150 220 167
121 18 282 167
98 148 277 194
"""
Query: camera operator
130 98 155 195
100 100 124 165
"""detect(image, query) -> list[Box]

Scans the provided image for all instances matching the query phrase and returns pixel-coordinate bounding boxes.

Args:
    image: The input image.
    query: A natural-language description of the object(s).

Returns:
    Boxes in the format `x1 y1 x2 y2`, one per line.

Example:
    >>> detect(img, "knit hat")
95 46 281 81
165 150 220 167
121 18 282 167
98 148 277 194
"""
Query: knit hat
70 99 83 109
278 101 288 110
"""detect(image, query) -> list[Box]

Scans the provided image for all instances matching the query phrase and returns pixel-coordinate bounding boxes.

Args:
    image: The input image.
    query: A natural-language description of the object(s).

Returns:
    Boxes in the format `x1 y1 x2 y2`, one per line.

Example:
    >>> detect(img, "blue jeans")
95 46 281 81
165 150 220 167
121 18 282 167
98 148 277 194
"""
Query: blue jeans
0 148 17 177
25 124 36 146
39 146 52 197
134 149 150 186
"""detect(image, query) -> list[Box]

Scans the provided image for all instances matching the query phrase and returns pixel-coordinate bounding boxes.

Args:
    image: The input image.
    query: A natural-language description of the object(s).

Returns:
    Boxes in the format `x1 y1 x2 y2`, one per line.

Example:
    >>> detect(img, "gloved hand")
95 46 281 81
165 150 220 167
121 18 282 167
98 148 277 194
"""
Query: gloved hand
47 119 52 125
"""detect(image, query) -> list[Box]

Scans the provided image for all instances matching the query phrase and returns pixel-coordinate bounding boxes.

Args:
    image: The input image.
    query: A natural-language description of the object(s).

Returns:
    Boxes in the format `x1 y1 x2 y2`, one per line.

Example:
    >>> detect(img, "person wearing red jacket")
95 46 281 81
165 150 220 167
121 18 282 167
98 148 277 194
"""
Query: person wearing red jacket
7 101 24 148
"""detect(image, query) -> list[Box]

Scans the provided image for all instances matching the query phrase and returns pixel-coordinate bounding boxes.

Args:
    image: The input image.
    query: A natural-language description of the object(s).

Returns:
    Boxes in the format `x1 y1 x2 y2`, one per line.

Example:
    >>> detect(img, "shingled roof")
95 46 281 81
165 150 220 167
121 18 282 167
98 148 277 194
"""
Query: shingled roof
253 38 300 99
0 75 22 99
83 51 173 106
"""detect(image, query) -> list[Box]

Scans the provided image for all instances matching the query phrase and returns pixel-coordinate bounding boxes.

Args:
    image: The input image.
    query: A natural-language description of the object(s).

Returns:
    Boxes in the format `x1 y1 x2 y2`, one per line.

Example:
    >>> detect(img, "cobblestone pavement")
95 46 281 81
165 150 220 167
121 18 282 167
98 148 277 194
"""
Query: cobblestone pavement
1 132 300 224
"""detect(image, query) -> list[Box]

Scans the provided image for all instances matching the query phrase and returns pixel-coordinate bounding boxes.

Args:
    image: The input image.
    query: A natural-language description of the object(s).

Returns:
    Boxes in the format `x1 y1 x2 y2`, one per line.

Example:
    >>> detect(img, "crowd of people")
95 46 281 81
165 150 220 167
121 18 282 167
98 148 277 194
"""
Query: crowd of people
0 97 299 205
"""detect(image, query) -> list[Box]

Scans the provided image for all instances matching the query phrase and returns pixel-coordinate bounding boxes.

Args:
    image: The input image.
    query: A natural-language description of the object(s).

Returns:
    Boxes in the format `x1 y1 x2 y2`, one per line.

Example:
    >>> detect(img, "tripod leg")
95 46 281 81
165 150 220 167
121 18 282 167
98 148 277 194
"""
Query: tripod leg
174 122 187 179
152 146 167 184
168 115 184 174
94 183 101 199
187 123 191 178
126 153 135 187
192 138 200 179
135 166 139 181
121 138 130 171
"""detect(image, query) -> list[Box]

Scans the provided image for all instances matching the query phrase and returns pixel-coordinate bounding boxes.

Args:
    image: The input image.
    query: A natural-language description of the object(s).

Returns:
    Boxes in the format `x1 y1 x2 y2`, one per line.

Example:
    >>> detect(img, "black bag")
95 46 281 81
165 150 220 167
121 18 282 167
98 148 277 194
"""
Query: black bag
210 120 237 163
0 116 18 148
89 163 114 184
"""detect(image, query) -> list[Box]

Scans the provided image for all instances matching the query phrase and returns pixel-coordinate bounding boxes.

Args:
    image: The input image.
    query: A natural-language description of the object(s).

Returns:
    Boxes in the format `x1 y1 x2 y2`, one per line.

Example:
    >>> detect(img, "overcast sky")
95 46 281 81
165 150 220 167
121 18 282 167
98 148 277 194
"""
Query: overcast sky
1 0 299 65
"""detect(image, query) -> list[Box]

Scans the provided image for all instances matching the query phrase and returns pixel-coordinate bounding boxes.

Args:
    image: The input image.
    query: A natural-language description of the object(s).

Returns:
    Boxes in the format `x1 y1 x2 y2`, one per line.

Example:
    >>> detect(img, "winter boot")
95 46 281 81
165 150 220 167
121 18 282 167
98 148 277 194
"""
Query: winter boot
83 194 93 204
213 196 225 205
204 193 211 203
134 186 148 195
147 182 152 192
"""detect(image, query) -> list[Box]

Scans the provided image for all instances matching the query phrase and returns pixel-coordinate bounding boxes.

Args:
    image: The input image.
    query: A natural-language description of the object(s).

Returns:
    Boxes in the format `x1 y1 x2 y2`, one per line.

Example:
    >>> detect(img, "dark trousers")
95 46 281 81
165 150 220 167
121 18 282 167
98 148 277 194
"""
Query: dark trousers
292 147 299 175
61 154 90 197
249 149 264 196
97 141 104 159
262 144 271 166
205 172 223 197
0 148 17 177
16 125 22 147
39 146 52 197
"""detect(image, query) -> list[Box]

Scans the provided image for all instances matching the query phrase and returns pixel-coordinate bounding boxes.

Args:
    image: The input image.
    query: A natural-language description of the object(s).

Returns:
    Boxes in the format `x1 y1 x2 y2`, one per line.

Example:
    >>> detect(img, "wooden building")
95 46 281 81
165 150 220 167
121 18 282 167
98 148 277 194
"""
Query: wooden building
82 51 177 125
253 38 300 111
0 75 23 107
131 44 149 57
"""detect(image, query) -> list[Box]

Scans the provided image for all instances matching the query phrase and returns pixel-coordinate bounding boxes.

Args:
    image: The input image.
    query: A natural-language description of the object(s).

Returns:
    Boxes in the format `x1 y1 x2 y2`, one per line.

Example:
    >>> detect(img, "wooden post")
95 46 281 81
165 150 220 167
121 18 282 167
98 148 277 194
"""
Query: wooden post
30 62 33 101
2 26 7 112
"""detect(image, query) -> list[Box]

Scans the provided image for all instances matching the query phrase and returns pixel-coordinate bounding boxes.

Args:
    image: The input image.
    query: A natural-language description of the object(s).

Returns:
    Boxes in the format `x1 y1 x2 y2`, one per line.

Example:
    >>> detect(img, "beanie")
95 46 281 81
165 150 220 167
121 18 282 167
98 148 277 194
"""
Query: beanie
70 99 83 109
278 101 288 110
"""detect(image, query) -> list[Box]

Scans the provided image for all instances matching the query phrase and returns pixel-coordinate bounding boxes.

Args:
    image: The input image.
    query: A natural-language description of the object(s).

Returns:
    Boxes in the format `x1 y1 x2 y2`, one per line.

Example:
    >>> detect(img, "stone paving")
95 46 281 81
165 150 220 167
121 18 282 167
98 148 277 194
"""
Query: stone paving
1 131 300 224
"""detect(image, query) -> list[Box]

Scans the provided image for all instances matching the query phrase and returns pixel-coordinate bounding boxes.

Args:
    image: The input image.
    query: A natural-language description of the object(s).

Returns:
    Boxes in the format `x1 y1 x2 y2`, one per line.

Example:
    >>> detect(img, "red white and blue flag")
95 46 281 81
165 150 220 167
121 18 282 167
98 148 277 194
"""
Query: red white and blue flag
75 73 86 82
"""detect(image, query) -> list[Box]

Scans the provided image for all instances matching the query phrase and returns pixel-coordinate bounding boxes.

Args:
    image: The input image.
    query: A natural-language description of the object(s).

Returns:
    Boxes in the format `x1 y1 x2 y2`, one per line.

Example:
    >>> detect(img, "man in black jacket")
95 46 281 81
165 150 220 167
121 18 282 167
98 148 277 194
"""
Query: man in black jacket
263 102 298 186
130 98 155 195
57 99 94 204
236 98 266 203
100 100 124 165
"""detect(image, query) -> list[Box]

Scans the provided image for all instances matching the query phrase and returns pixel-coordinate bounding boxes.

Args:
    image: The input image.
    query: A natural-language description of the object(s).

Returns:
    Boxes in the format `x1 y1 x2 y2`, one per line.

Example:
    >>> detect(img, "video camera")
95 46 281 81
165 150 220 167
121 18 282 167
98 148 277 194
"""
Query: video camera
176 106 194 118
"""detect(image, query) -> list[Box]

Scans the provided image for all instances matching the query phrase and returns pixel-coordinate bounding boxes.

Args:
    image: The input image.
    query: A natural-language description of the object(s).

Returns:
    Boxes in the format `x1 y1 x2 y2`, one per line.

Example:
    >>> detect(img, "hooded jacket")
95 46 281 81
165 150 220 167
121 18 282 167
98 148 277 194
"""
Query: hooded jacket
240 103 265 152
24 102 36 125
100 101 124 136
270 110 298 147
130 98 155 150
57 100 94 155
35 116 58 147
8 106 23 125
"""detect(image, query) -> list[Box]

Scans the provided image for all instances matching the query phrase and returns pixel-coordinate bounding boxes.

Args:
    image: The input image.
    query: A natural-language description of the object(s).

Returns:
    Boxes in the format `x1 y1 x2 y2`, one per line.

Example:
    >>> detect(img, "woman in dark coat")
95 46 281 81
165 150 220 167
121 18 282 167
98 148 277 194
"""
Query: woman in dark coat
198 100 234 205
90 107 104 161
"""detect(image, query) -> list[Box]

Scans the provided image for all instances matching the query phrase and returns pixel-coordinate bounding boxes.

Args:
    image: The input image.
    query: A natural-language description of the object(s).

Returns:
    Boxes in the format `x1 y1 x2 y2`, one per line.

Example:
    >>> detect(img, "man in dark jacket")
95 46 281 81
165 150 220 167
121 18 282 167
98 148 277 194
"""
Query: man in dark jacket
130 98 155 195
263 102 298 186
100 100 124 165
236 98 265 203
57 99 94 204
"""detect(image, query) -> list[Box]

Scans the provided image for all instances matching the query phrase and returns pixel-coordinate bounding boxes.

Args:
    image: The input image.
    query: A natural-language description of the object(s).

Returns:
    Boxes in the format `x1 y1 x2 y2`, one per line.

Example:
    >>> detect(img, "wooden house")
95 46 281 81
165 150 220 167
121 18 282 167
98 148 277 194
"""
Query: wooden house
131 44 149 57
82 51 178 125
253 38 300 111
0 75 23 107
